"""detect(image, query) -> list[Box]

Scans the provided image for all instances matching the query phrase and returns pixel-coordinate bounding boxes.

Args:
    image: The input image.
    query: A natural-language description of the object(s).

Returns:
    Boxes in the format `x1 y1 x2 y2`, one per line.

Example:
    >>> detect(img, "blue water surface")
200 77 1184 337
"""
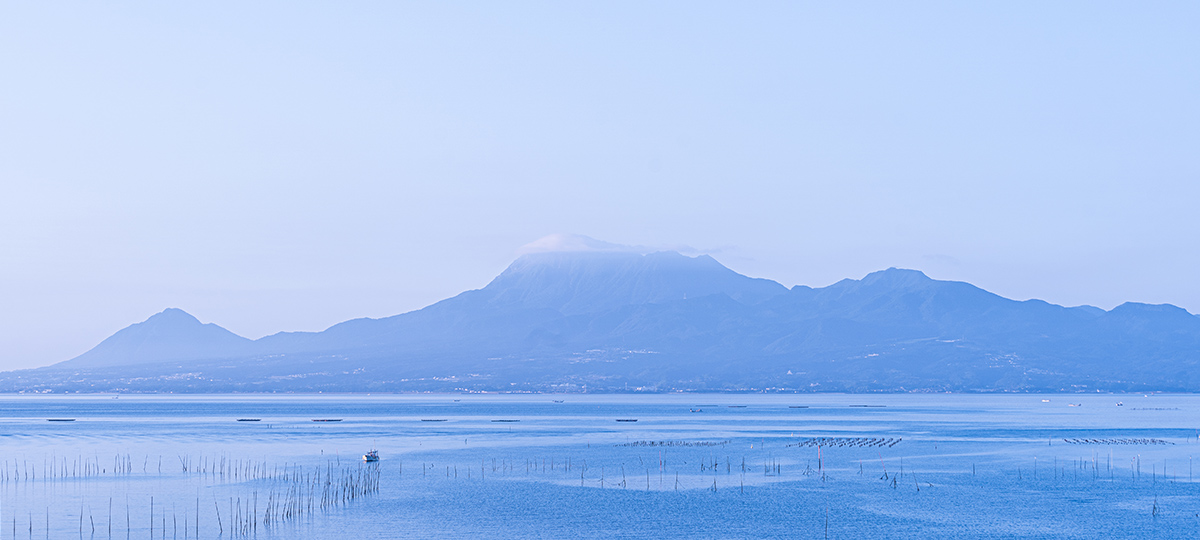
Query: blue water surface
1 393 1198 539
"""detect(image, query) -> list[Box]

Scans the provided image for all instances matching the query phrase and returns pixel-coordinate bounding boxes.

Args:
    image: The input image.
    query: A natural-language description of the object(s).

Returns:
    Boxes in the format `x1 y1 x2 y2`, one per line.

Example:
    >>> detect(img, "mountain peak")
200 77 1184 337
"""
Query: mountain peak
148 307 202 324
821 268 936 295
860 267 932 287
483 249 787 314
1111 302 1194 315
56 308 252 369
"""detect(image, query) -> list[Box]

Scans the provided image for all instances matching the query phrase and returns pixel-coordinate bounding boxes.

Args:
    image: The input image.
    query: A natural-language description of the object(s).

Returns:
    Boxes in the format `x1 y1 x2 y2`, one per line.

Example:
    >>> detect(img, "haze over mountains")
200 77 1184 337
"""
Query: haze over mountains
7 239 1200 393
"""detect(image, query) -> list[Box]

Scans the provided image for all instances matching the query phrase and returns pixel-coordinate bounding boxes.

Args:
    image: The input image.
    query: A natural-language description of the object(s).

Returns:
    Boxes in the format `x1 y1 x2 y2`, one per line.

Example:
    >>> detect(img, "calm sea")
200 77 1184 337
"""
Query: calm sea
1 393 1198 539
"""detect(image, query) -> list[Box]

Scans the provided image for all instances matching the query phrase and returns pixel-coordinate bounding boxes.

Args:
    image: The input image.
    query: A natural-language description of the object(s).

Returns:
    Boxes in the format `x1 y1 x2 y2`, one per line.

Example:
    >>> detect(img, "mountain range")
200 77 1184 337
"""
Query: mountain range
5 245 1199 393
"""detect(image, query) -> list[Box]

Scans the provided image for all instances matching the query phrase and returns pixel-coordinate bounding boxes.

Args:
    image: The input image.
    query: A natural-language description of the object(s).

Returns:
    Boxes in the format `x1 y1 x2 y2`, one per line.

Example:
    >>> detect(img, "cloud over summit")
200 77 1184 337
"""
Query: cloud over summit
517 234 704 257
517 234 648 255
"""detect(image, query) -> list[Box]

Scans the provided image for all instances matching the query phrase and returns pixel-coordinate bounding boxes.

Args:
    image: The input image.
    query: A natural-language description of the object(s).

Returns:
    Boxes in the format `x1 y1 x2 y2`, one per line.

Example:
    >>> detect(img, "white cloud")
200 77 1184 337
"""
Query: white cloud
517 234 647 255
517 234 713 258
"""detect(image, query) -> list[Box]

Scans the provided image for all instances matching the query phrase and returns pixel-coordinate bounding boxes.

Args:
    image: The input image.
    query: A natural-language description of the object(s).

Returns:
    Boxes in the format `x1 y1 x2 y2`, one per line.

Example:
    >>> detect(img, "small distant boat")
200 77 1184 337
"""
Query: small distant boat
312 419 343 422
1042 399 1051 403
615 419 638 422
788 406 809 409
552 400 564 403
47 418 75 422
453 399 461 402
849 405 885 408
421 419 447 422
236 419 261 422
1068 404 1082 407
690 409 703 413
1116 402 1124 407
728 405 747 408
363 450 379 462
491 419 519 423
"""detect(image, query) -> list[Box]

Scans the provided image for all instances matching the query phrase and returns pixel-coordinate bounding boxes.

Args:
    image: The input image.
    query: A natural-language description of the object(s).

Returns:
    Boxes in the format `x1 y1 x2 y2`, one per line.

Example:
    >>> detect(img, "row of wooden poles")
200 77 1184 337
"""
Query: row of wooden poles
407 448 1198 496
0 453 369 484
1010 453 1195 484
0 459 380 539
408 452 789 494
211 461 381 536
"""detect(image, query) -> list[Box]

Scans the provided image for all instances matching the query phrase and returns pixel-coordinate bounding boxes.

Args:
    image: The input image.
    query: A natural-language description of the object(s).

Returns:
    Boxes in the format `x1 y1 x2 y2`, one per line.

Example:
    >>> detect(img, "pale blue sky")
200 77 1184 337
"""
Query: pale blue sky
2 2 1198 370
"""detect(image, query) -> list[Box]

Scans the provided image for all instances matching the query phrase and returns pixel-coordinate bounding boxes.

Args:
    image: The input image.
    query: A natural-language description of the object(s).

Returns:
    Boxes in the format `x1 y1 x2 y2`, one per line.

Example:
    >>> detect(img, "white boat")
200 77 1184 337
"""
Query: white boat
363 449 379 462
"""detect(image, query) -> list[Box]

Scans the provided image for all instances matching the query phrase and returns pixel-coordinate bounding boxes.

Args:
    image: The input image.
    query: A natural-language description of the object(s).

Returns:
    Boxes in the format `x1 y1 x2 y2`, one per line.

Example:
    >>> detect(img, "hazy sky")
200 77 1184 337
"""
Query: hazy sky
2 2 1198 370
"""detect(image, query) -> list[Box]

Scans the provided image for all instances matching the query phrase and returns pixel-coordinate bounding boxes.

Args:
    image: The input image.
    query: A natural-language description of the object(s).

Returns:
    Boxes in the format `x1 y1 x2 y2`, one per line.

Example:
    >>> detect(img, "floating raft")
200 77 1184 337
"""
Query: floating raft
46 418 75 422
312 419 343 422
1063 438 1173 445
789 437 901 448
616 440 730 448
491 419 519 423
615 419 638 422
421 419 447 422
788 406 809 409
236 419 261 422
849 405 885 408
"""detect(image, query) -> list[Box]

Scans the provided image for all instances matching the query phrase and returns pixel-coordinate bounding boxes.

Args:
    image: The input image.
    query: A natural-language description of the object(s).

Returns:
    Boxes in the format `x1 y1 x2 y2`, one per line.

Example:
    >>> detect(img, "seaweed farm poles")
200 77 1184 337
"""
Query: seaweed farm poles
0 457 380 539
